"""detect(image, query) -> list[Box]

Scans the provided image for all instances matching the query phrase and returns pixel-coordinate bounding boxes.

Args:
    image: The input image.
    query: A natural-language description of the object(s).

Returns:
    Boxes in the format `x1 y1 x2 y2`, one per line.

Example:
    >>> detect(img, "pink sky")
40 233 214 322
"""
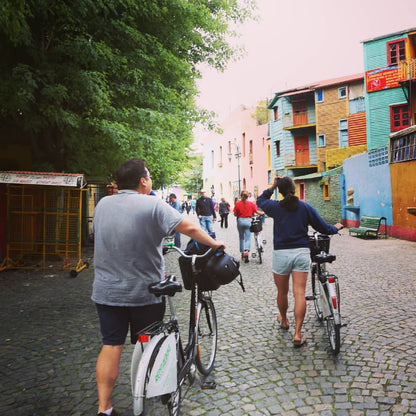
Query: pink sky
195 0 416 133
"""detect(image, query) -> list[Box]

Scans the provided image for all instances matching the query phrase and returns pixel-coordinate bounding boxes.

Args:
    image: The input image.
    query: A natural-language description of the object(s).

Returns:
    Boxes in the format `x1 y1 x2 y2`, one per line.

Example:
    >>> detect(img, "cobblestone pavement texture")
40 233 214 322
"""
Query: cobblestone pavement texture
1 214 416 416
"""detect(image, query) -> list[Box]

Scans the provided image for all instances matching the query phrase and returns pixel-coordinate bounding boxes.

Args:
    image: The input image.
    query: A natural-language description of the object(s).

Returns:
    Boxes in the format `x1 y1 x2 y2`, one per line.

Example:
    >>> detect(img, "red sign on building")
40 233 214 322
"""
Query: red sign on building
366 65 401 92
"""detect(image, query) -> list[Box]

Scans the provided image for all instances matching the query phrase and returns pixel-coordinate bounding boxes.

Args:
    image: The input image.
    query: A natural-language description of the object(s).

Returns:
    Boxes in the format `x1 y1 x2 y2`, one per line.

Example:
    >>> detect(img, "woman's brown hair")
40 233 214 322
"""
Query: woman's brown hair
276 176 299 211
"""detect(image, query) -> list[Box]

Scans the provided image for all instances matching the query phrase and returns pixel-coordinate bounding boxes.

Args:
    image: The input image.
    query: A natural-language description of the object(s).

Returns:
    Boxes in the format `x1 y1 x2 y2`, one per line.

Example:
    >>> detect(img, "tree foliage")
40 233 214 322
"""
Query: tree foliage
0 0 256 187
251 100 268 125
177 152 203 195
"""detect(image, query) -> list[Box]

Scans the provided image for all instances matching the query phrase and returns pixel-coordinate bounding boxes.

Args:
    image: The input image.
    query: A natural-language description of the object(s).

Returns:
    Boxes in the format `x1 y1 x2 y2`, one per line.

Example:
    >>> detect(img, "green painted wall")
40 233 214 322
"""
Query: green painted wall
304 175 342 224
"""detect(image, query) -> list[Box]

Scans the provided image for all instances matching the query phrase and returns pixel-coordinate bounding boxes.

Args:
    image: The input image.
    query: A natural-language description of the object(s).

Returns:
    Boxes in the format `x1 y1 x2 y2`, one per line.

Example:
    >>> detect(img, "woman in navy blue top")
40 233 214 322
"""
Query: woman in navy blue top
257 176 343 347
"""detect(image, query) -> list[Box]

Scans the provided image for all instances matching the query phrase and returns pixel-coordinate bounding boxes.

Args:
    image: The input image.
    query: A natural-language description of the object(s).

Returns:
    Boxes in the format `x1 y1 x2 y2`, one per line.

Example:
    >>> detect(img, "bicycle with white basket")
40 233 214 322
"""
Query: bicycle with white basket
130 242 241 415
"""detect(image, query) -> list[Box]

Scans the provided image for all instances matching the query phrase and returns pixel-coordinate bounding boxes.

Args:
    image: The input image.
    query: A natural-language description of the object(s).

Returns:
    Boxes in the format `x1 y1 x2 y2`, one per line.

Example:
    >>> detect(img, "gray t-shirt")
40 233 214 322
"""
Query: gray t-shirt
92 190 183 306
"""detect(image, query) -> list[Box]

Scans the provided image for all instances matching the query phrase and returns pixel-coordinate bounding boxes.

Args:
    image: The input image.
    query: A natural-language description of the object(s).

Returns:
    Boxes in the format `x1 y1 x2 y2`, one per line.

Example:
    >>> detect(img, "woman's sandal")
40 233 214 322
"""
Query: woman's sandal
277 314 289 330
293 337 307 348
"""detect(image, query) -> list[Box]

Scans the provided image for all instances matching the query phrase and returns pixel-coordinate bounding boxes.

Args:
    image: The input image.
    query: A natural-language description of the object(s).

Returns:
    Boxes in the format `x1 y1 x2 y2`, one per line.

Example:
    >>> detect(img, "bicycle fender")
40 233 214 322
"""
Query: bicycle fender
147 333 178 398
133 333 165 416
131 340 148 396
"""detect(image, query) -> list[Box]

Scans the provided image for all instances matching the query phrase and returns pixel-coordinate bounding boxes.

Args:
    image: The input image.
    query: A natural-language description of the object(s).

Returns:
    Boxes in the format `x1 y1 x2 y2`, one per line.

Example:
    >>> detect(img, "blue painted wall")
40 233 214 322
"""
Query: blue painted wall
343 152 393 225
363 32 409 150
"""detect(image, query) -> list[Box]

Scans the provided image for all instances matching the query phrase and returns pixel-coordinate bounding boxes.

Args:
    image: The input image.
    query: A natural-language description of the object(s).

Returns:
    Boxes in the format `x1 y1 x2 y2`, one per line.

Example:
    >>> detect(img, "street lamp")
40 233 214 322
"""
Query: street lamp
227 143 241 197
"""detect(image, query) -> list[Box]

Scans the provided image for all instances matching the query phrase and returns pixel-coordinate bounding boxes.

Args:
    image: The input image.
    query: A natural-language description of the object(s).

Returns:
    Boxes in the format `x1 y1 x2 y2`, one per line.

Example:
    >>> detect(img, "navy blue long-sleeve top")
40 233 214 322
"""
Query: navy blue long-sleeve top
257 188 338 250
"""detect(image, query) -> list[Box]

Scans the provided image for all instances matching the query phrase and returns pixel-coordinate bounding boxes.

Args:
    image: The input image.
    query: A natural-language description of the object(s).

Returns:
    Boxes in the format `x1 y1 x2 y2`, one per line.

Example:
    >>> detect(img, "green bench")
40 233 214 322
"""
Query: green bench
349 216 387 239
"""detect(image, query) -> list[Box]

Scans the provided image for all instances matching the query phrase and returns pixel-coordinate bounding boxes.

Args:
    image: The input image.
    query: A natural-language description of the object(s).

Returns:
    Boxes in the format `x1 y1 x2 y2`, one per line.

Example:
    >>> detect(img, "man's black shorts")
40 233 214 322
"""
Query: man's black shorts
95 301 165 345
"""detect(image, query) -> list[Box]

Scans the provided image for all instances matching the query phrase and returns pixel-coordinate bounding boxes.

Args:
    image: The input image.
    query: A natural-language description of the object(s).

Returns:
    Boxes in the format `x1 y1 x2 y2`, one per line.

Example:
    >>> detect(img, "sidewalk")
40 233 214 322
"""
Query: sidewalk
0 214 415 415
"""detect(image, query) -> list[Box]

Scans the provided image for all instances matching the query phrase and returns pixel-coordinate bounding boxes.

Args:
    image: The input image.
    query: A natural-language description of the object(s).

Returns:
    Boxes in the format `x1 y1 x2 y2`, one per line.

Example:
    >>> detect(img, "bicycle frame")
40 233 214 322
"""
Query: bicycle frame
309 232 342 354
132 245 217 416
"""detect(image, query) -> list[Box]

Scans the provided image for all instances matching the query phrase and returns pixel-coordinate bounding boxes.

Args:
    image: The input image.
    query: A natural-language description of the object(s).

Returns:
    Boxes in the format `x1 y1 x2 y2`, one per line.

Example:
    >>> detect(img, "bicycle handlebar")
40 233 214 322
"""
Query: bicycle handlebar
164 241 216 260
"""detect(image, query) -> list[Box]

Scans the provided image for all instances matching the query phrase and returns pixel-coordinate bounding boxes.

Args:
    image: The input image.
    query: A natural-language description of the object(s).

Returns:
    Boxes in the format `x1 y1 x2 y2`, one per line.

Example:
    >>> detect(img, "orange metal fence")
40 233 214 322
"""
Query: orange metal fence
0 185 88 274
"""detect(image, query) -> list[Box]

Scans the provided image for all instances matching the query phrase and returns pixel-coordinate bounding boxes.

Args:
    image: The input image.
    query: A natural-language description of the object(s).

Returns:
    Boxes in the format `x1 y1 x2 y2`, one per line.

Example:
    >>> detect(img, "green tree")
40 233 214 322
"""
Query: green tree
178 153 203 196
251 99 268 125
0 0 255 188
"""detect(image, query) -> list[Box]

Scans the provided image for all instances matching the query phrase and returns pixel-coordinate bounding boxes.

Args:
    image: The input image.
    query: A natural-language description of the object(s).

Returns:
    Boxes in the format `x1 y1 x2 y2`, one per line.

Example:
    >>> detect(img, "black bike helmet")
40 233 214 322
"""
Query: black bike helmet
200 251 240 290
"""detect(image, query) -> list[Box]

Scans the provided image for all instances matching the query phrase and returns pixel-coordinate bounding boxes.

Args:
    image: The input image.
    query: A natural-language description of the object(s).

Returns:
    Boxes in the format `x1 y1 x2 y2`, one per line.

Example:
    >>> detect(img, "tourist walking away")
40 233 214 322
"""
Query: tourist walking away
91 158 225 416
196 189 217 233
169 193 183 247
181 199 189 215
190 198 196 214
257 176 343 347
218 197 231 228
233 190 263 263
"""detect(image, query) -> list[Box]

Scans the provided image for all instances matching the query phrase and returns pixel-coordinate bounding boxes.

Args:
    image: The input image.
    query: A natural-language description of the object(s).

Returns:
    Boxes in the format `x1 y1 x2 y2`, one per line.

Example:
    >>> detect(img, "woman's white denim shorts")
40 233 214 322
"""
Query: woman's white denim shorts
272 247 311 275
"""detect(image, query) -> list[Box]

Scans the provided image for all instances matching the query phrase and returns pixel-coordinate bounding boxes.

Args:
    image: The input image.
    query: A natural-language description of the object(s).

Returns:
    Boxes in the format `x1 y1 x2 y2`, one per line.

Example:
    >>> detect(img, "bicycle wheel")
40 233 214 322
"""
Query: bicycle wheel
311 264 323 322
255 234 262 264
326 313 341 354
195 297 217 376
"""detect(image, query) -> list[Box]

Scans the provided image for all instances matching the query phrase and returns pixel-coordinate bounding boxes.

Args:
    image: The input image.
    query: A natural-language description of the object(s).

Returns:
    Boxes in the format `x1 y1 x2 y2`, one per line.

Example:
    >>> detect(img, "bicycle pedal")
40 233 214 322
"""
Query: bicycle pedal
201 380 216 389
305 296 315 301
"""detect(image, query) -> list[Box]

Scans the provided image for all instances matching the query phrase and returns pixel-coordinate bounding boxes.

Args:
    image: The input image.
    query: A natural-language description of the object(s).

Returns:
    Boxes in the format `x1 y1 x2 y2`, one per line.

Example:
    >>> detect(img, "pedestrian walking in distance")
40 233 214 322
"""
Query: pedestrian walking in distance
196 189 217 233
169 193 183 248
257 176 343 347
218 197 230 228
91 158 225 416
233 190 263 263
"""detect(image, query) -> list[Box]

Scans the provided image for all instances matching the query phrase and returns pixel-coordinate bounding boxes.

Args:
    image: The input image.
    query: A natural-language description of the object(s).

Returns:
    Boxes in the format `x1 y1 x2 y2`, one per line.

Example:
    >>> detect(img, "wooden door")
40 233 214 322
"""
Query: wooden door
295 136 309 166
293 101 308 125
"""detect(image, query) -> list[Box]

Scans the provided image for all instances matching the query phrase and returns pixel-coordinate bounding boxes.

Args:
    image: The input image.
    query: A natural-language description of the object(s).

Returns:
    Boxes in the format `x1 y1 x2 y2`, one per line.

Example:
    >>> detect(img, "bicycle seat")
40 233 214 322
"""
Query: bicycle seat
313 253 336 264
149 275 183 297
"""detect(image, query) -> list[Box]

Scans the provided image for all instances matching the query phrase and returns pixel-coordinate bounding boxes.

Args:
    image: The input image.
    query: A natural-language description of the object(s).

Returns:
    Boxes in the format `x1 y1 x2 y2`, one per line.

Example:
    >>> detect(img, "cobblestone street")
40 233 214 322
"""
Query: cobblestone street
1 214 415 415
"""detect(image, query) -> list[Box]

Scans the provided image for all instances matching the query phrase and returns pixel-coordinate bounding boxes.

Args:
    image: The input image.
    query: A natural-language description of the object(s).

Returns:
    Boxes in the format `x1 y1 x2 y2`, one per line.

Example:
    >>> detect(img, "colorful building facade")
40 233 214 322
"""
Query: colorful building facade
201 105 269 206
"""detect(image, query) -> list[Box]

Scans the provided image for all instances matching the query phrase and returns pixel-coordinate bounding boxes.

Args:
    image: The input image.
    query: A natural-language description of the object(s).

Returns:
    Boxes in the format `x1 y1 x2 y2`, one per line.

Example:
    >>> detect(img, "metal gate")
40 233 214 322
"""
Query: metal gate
0 180 87 274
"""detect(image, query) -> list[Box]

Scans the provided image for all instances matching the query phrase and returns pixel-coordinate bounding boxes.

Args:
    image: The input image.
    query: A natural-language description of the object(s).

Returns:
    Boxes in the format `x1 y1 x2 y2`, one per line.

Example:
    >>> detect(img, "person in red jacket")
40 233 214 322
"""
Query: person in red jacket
233 190 263 263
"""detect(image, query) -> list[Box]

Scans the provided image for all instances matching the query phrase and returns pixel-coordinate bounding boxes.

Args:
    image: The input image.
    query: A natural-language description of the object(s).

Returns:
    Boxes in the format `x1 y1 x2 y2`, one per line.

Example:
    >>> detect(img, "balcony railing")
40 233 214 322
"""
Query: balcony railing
398 58 416 81
283 110 316 129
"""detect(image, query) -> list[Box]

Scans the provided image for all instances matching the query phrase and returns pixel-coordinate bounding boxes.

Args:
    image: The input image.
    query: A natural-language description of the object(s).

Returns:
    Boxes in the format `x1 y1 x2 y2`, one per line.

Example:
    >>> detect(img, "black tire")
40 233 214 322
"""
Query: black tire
326 315 341 355
141 337 179 416
311 264 323 322
195 297 217 376
256 234 262 264
166 385 181 416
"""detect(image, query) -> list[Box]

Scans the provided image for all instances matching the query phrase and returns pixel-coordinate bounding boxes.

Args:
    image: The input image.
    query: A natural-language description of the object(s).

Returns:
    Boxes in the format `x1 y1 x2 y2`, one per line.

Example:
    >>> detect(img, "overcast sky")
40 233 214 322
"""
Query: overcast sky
194 0 416 139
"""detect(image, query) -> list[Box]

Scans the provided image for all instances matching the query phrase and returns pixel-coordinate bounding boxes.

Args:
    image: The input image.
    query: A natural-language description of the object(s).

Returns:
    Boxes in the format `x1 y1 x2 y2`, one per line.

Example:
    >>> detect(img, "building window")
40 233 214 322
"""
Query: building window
338 86 347 99
228 141 232 161
316 90 324 103
275 140 280 157
323 182 330 200
390 133 416 163
387 39 406 65
211 150 214 169
390 104 410 132
273 107 278 120
242 133 246 157
250 166 253 178
318 134 326 147
339 119 348 147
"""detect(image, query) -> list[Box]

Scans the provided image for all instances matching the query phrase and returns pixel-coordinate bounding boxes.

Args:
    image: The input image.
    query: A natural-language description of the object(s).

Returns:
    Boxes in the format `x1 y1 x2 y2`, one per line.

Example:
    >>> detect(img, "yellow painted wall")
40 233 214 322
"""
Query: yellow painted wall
391 161 416 229
326 145 367 170
316 86 349 172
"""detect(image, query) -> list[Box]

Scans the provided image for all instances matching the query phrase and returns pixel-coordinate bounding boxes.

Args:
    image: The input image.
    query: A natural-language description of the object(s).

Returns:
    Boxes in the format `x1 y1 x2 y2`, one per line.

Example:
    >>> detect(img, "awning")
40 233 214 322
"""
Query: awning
0 171 86 188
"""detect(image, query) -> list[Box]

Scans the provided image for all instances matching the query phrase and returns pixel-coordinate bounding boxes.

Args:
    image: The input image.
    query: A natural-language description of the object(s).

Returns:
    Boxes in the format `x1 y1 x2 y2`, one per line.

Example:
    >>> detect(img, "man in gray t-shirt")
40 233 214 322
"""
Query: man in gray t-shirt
92 158 225 416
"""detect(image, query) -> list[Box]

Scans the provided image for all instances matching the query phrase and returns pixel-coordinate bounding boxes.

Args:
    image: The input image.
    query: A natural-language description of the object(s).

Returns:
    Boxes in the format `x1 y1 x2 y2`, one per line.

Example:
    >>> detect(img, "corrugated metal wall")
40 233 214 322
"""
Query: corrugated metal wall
348 112 367 146
367 89 407 150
